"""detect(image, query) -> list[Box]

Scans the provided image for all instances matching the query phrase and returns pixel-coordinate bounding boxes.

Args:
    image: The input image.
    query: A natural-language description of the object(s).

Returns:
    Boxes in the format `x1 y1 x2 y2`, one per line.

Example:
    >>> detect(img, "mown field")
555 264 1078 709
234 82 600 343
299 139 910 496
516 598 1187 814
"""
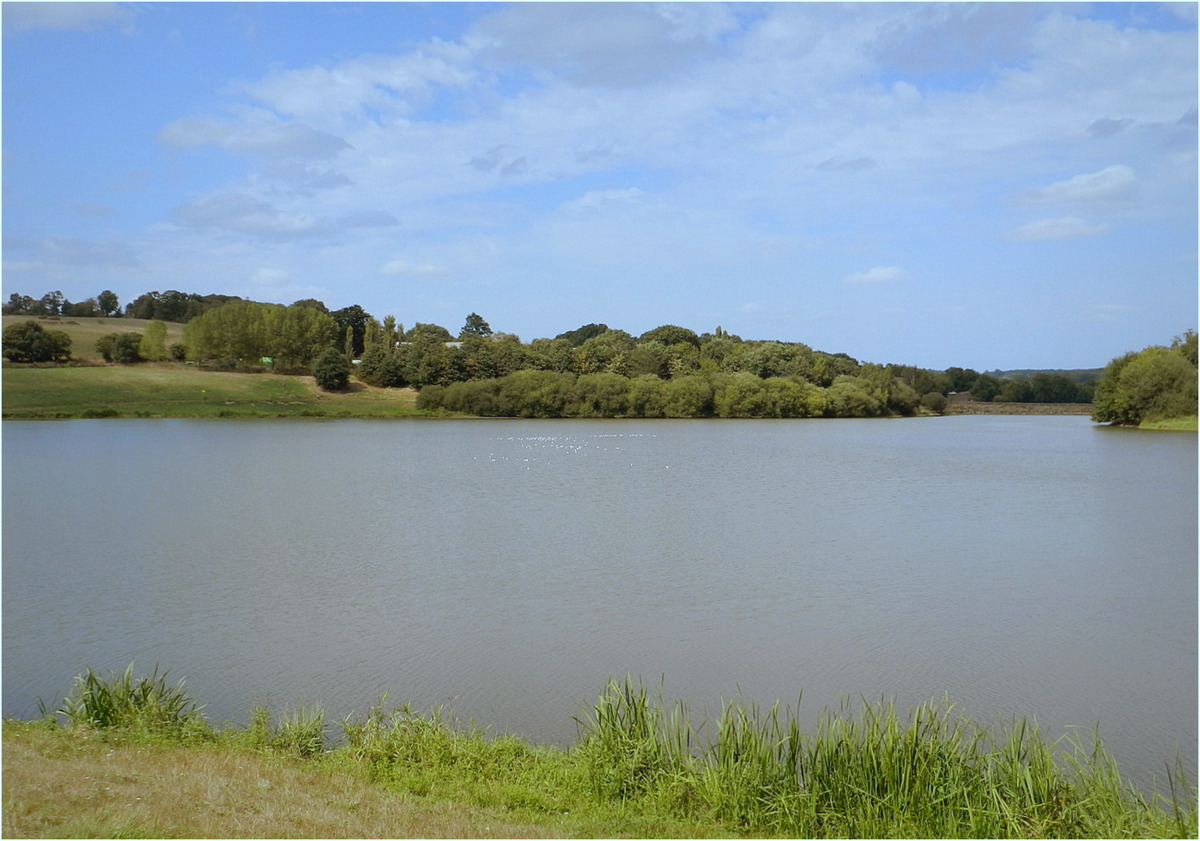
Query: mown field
1 365 426 419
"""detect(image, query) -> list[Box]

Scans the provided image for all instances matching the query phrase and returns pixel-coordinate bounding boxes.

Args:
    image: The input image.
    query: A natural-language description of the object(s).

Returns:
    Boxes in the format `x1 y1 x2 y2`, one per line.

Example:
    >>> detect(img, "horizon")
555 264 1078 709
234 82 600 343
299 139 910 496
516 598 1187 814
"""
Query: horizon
3 2 1196 371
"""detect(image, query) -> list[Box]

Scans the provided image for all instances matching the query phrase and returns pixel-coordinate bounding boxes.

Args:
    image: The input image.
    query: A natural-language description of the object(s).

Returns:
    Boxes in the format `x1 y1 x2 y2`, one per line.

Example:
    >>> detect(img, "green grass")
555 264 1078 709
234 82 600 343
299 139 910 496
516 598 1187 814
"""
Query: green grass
7 668 1195 838
1 364 432 419
1138 416 1198 431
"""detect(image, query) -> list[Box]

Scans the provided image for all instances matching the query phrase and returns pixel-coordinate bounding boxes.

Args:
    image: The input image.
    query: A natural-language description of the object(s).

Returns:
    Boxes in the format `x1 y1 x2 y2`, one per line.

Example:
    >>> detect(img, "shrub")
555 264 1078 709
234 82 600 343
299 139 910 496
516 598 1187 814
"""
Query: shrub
96 331 144 363
312 348 350 391
921 391 948 413
2 319 72 363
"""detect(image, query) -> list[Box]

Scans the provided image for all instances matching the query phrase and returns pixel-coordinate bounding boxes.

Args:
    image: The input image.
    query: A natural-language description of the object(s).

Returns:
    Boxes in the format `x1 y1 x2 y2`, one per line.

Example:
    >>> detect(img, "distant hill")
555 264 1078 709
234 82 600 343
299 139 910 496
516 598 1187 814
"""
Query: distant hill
986 368 1104 384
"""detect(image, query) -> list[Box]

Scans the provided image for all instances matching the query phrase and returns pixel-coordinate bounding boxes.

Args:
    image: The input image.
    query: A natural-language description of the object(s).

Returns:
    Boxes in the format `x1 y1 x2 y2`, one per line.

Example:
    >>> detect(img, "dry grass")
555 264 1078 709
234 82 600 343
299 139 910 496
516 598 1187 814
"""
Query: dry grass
2 724 554 838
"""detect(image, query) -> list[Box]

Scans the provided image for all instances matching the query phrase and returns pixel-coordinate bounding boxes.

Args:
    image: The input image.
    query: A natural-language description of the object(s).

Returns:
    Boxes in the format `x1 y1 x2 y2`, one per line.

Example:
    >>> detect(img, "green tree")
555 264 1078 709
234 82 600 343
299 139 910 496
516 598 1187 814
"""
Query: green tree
970 374 1002 402
139 320 169 362
405 322 453 343
312 348 351 391
555 323 610 346
2 320 72 362
573 372 631 417
64 298 99 317
1093 342 1198 425
461 312 493 338
824 376 885 417
639 324 699 348
332 305 372 358
97 290 120 316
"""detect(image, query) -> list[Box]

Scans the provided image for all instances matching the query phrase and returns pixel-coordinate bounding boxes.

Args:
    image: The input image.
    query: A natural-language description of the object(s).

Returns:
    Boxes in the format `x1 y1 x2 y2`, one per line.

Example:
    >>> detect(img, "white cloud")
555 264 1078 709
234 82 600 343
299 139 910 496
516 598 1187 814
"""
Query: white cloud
1007 216 1110 241
846 266 907 284
1021 164 1137 205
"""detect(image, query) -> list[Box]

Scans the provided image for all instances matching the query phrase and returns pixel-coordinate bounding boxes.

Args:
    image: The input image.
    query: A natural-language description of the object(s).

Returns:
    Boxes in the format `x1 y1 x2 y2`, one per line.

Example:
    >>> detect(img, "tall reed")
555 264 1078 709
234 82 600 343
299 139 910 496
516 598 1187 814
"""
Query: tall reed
575 679 1197 837
41 663 206 737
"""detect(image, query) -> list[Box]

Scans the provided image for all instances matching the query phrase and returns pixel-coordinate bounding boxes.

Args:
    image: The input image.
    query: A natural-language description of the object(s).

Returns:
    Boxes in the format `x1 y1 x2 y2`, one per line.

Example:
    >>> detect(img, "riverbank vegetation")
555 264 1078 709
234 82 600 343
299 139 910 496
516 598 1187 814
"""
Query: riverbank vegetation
1091 331 1198 428
4 667 1194 838
7 288 1192 424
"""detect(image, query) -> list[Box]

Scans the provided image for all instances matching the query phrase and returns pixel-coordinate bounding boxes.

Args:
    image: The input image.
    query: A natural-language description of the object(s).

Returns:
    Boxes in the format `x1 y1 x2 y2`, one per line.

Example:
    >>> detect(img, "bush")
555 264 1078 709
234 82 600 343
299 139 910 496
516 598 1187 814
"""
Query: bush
96 331 144 363
312 348 350 391
920 391 948 414
2 319 72 363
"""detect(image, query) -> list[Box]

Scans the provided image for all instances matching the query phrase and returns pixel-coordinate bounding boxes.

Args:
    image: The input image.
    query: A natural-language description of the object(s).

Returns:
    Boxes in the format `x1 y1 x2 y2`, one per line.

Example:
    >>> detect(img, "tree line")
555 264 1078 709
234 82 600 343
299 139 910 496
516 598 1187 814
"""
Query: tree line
8 286 1185 420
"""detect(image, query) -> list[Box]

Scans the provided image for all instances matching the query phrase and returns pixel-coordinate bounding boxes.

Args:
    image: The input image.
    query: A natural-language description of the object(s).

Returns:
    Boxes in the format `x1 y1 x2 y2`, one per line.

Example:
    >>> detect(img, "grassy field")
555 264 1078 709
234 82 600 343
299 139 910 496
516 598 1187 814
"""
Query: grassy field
2 315 186 362
3 670 1195 839
1 364 427 419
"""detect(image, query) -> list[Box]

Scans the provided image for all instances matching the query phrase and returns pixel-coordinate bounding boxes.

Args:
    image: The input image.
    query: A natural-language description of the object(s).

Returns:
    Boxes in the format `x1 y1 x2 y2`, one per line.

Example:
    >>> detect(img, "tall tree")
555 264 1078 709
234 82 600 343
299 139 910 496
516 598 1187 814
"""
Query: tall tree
97 290 120 317
139 320 169 361
461 312 493 338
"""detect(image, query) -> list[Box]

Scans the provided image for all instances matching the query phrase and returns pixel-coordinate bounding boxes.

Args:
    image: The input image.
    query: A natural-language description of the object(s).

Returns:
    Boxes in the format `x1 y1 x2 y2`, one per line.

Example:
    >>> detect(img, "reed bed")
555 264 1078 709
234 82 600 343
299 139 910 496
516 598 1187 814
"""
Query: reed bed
573 678 1194 838
14 667 1196 838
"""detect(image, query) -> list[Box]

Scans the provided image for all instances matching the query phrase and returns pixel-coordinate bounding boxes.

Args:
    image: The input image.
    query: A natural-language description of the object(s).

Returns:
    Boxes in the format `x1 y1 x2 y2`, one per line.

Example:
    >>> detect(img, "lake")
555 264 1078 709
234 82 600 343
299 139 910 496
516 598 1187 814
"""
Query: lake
3 415 1195 789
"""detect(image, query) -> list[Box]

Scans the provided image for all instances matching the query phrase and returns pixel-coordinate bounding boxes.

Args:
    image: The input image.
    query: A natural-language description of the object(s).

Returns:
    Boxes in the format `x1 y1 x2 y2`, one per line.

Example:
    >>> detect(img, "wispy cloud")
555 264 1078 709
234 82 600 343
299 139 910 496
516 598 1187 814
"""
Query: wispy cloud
1020 165 1137 205
846 266 907 284
1007 216 1110 241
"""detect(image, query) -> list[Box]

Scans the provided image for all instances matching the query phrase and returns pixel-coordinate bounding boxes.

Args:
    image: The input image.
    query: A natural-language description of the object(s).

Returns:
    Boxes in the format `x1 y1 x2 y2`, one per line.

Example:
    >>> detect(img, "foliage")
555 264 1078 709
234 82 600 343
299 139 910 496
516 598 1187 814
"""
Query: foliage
11 669 1196 839
125 290 241 322
97 289 121 316
312 348 351 391
96 332 144 363
183 301 338 367
331 304 371 358
2 319 72 363
921 391 948 413
640 324 700 348
138 320 169 362
460 312 493 338
555 322 610 346
405 321 453 342
1093 333 1198 425
243 704 328 757
42 663 206 737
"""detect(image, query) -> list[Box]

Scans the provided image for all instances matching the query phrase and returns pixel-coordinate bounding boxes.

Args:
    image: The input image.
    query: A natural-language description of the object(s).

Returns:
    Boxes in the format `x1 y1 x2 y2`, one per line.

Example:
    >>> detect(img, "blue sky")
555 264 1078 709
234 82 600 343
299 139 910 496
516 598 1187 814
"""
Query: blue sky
3 2 1196 370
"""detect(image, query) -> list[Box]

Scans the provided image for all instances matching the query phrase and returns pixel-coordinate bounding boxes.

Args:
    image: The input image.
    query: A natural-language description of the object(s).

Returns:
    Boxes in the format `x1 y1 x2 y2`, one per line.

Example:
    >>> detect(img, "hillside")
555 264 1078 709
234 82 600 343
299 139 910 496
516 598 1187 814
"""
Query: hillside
1 315 185 362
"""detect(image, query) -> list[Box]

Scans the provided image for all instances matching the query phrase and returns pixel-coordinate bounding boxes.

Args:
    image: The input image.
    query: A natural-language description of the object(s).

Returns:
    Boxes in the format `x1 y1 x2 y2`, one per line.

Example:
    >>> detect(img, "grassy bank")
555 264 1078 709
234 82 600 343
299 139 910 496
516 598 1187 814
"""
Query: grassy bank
1137 416 1198 431
3 669 1194 838
1 364 431 419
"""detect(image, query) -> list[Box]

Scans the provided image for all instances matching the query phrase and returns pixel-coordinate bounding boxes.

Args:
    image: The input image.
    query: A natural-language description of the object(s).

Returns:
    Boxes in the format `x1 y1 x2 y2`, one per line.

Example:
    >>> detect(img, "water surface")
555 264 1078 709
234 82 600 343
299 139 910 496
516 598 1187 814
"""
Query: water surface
3 416 1194 788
